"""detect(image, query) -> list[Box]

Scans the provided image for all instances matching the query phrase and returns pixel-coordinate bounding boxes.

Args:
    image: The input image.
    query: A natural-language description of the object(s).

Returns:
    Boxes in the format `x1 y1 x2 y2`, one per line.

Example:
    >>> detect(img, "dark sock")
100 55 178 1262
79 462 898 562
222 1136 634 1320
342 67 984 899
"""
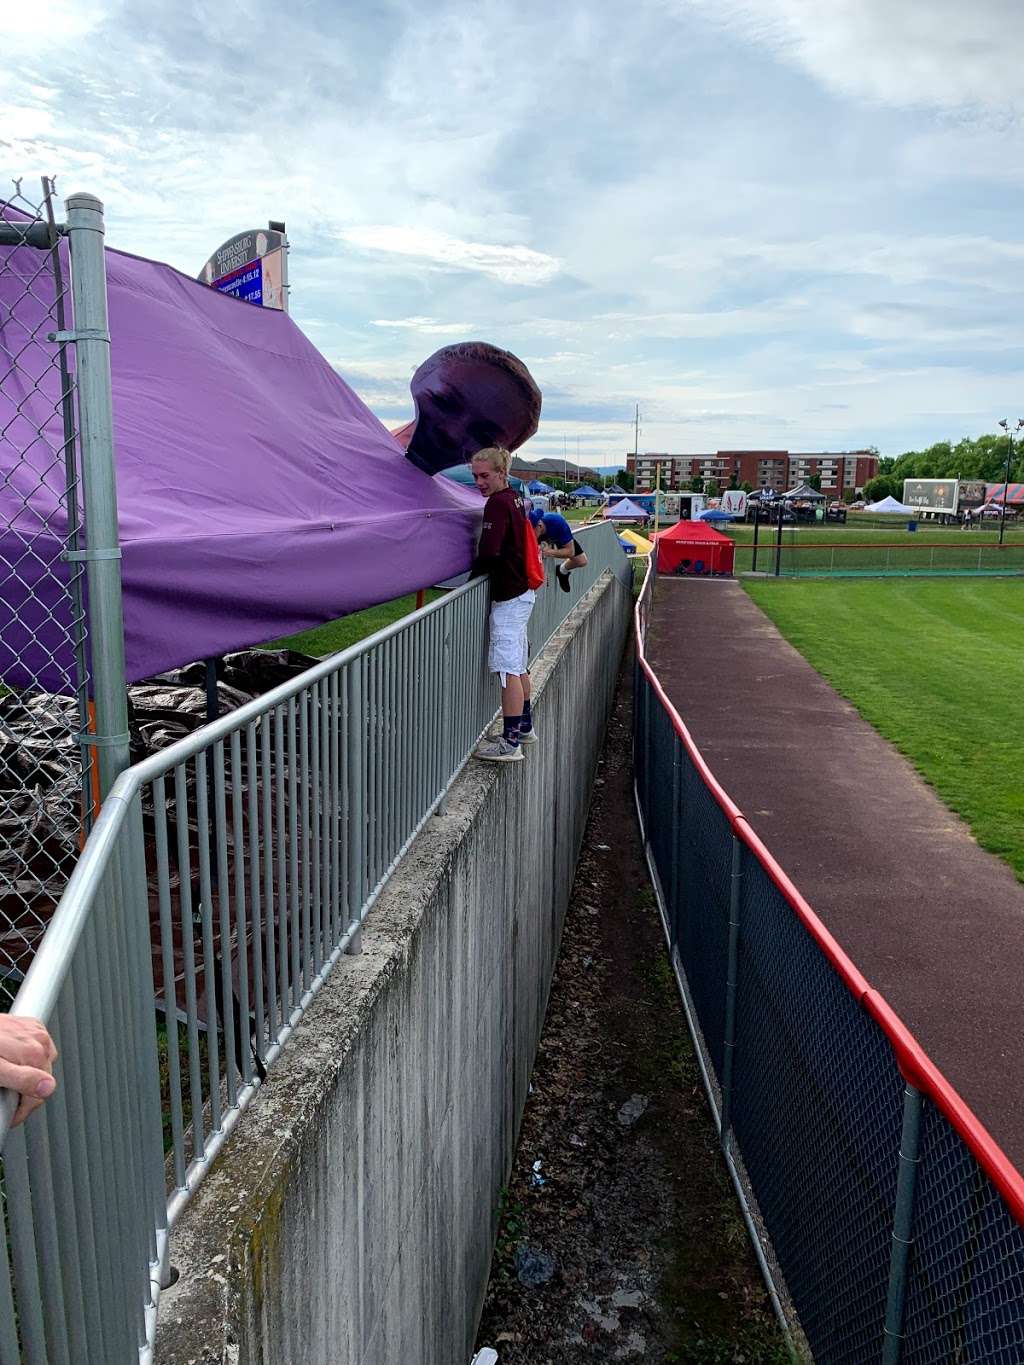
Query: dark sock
521 699 533 731
502 715 521 744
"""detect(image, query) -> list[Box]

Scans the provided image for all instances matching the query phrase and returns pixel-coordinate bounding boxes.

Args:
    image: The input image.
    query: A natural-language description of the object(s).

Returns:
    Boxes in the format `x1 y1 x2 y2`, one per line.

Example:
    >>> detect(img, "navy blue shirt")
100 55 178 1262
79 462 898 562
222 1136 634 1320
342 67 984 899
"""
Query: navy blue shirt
537 512 573 548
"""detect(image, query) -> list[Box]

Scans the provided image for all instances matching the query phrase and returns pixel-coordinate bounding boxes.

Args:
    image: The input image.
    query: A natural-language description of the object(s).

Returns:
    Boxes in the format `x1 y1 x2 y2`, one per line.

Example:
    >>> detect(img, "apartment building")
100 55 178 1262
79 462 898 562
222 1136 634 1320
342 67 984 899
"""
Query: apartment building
628 449 878 497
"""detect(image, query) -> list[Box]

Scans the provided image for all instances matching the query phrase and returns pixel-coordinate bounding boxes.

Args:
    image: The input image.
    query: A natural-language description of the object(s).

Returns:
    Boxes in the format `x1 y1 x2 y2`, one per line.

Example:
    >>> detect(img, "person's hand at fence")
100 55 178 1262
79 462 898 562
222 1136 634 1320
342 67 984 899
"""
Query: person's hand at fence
0 1015 57 1126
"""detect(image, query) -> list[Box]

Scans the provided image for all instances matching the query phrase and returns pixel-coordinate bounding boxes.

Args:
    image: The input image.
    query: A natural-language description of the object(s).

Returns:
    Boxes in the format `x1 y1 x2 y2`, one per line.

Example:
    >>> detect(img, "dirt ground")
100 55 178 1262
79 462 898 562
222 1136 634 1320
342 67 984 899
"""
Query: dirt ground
475 654 788 1364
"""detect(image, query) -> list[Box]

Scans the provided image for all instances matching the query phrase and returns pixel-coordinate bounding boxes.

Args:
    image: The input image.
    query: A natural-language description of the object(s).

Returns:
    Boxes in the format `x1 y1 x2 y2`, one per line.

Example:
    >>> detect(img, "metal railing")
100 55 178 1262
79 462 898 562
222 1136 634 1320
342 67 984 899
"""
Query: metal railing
633 556 1024 1363
738 536 1024 578
0 521 630 1364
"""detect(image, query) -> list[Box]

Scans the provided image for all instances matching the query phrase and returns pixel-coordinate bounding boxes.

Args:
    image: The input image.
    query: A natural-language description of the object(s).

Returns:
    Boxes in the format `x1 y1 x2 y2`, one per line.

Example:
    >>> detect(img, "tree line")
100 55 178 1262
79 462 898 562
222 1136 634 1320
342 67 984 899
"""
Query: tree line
863 434 1022 504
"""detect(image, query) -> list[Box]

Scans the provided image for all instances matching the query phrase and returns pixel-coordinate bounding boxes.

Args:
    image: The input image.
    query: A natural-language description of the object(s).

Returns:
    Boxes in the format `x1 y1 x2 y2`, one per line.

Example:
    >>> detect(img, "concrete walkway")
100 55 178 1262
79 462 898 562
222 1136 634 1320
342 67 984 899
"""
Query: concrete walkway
646 575 1024 1172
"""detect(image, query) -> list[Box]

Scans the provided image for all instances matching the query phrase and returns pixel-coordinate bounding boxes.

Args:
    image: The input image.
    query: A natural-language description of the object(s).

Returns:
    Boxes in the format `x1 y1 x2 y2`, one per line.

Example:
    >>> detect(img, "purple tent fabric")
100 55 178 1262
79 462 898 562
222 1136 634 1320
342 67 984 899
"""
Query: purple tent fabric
1 223 483 692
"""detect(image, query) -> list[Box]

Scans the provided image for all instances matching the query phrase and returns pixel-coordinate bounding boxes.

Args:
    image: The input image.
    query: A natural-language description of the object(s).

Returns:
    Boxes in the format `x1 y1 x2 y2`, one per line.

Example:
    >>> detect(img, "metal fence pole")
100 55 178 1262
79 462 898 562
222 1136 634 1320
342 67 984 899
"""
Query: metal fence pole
43 177 94 833
437 624 453 817
64 192 130 801
881 1083 924 1365
669 744 681 936
346 656 365 954
720 835 743 1149
751 504 759 573
774 504 783 577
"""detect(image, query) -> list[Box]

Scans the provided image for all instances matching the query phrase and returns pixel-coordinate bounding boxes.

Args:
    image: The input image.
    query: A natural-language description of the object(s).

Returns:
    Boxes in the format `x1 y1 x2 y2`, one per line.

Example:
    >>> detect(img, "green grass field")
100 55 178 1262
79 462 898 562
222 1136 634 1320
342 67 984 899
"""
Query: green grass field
267 589 445 658
743 579 1024 879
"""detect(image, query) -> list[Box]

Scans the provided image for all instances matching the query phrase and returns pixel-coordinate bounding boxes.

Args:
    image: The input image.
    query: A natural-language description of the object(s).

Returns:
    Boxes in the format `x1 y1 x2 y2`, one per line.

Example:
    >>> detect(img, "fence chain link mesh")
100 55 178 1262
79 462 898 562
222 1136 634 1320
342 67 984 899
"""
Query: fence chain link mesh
634 564 1024 1361
1 180 92 1007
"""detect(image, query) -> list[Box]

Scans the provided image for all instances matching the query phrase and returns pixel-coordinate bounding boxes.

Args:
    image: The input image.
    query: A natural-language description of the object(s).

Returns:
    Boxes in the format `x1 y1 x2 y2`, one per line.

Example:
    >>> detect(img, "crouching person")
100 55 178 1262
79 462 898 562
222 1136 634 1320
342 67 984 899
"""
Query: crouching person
471 447 540 762
528 507 588 591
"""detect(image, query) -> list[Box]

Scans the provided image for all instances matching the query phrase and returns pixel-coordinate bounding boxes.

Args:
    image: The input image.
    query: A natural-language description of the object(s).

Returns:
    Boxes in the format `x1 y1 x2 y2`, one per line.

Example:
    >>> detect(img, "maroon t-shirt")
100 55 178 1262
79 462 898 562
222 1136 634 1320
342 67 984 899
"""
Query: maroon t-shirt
471 486 529 602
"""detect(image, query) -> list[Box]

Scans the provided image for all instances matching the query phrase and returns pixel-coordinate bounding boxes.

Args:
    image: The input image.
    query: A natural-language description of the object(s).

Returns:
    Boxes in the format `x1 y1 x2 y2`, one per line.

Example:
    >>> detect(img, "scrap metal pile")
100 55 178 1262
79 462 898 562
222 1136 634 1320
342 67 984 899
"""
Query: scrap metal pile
1 649 318 993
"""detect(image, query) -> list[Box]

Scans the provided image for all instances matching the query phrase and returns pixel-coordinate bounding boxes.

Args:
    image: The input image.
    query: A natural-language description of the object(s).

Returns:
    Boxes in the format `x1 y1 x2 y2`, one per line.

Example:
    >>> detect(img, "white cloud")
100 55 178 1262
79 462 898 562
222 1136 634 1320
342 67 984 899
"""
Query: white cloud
687 0 1024 111
0 0 106 44
370 316 476 334
3 0 1024 459
341 226 560 285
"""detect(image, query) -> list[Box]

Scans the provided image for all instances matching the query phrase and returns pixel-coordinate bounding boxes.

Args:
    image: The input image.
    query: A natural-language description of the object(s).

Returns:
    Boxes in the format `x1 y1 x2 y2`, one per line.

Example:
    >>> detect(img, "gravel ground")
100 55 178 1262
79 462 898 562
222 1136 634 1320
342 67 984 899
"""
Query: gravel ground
475 655 789 1364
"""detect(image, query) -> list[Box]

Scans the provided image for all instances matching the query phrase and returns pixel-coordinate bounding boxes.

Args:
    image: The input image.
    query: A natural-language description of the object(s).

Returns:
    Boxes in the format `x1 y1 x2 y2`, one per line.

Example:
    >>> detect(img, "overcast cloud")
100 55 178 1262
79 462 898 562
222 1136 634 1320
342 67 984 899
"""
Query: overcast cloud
3 0 1023 463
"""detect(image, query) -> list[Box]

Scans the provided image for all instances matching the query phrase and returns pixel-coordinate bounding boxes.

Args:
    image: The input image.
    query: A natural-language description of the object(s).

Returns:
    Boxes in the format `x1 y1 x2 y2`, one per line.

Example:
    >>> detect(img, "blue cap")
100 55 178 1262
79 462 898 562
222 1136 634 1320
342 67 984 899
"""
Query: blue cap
528 507 544 527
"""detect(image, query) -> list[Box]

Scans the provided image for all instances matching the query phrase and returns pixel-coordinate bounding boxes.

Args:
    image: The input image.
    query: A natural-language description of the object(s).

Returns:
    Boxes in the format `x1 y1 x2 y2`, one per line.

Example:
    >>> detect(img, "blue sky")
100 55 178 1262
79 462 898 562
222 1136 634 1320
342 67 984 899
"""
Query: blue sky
4 0 1024 464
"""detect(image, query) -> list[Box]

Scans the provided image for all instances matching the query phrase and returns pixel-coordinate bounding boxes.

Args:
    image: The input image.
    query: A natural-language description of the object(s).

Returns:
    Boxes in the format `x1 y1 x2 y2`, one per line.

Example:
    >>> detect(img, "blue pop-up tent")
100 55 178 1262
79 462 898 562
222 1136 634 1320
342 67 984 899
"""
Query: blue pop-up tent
442 464 525 493
575 484 602 499
527 478 553 494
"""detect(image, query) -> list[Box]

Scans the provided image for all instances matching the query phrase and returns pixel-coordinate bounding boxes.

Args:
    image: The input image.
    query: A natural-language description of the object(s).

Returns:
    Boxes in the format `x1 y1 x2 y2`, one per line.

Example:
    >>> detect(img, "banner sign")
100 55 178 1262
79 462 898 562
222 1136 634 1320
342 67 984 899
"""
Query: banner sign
199 228 288 311
903 478 959 513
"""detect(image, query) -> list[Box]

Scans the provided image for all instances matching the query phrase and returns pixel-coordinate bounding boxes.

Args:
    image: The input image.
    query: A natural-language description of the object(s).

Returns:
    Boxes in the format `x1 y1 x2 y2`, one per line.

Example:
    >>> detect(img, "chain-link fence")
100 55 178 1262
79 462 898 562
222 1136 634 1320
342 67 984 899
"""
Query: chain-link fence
634 560 1024 1363
0 180 94 1008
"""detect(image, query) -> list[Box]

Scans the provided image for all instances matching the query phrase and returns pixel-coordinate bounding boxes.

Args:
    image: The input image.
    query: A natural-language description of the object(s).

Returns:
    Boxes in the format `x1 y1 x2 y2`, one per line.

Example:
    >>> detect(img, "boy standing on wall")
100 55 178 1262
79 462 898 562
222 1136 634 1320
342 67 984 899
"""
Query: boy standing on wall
470 447 539 763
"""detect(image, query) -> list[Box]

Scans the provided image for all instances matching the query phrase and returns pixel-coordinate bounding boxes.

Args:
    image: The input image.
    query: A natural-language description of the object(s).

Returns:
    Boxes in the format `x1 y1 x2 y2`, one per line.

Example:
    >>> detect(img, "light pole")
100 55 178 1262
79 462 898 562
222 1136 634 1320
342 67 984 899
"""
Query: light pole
996 419 1024 546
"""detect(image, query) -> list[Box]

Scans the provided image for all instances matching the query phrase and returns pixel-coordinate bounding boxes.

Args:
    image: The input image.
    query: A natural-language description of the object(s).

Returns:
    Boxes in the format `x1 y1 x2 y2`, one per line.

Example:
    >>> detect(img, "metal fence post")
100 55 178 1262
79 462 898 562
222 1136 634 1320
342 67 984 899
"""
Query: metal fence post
437 624 452 816
346 655 365 954
720 835 743 1148
669 743 681 936
881 1083 924 1365
65 192 129 801
774 504 783 577
751 504 759 573
643 673 652 826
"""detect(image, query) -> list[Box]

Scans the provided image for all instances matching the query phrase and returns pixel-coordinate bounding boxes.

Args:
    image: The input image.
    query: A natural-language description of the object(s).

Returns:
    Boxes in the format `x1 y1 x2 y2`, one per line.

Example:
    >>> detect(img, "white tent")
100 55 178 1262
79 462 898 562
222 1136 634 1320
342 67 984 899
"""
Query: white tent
866 495 915 514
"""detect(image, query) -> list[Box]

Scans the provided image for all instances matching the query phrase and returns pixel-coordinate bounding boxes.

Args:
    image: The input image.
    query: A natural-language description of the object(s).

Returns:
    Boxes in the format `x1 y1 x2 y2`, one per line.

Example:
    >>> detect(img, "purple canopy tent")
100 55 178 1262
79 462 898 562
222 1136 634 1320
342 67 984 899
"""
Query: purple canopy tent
1 224 482 693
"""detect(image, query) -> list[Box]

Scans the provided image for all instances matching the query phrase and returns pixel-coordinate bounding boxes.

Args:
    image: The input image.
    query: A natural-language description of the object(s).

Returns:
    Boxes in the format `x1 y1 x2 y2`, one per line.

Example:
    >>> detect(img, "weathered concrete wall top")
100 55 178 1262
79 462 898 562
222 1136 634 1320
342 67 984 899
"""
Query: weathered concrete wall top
155 570 630 1365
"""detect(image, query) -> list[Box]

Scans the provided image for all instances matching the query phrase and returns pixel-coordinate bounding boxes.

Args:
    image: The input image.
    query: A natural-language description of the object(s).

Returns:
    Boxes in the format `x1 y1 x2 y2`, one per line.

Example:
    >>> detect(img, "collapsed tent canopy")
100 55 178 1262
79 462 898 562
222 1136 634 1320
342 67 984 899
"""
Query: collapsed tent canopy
1 214 483 692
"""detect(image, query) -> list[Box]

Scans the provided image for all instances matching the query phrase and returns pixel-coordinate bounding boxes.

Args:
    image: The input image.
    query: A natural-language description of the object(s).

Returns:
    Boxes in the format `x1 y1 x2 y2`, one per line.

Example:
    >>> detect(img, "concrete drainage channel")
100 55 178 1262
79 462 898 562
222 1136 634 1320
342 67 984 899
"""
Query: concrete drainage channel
473 656 789 1364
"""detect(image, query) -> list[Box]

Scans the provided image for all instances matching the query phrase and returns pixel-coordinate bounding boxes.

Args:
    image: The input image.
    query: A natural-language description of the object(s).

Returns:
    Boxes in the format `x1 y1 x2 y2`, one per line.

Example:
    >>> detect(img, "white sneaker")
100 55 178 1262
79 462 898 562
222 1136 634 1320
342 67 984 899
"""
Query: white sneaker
476 734 524 763
518 724 539 745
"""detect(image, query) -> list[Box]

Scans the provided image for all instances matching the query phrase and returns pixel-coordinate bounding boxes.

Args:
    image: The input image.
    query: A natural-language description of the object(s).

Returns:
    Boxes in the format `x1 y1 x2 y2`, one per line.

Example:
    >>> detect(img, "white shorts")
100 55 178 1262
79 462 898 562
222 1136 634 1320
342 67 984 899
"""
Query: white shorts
488 590 536 684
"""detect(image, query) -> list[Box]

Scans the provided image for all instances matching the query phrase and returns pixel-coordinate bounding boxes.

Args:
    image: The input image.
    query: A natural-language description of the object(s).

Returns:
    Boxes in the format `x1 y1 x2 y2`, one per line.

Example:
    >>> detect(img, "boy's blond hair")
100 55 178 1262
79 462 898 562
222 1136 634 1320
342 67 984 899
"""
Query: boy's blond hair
470 446 512 475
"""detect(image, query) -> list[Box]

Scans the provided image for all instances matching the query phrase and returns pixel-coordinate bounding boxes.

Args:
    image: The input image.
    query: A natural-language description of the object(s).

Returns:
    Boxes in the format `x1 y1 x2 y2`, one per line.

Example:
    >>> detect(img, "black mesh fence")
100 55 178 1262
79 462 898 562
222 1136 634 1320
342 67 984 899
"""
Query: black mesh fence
902 1104 1024 1363
732 850 903 1361
634 610 1024 1362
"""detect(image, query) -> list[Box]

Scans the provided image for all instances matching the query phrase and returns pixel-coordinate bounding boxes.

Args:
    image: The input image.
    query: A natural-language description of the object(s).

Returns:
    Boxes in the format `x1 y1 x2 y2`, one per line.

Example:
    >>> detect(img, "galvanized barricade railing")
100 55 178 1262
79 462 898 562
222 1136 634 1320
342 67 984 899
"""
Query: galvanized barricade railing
0 520 629 1364
633 557 1024 1363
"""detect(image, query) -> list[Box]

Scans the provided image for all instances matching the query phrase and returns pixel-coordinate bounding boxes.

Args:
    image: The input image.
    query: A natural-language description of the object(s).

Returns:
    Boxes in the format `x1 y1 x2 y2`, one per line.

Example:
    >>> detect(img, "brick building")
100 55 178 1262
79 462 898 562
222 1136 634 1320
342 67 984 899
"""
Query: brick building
628 449 878 498
509 456 605 485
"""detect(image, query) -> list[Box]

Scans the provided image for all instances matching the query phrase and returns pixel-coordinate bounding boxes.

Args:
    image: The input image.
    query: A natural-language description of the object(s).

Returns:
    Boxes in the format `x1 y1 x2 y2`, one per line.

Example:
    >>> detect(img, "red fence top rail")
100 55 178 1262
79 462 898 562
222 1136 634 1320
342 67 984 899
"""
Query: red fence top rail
634 560 1024 1224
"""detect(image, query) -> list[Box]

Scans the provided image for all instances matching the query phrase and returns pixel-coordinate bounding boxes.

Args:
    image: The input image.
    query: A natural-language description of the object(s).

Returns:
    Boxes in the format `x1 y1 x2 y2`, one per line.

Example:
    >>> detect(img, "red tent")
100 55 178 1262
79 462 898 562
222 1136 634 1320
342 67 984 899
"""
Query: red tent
655 520 735 576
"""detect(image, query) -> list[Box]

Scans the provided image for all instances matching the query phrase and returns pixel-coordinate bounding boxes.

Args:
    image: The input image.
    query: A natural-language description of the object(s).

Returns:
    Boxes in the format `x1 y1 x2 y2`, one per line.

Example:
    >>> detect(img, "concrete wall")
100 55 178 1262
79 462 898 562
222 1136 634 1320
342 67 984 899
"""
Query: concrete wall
155 570 631 1365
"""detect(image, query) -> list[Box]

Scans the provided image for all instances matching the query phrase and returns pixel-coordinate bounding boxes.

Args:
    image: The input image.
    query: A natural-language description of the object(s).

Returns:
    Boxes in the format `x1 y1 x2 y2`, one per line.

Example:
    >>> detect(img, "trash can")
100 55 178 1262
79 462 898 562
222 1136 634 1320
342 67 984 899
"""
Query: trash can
907 520 917 533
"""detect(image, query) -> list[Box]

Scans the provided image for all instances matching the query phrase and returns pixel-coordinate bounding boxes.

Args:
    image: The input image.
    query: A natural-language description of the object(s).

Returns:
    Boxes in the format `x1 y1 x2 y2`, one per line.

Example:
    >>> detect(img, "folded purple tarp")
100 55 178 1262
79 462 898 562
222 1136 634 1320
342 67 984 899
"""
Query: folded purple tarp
1 223 482 693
